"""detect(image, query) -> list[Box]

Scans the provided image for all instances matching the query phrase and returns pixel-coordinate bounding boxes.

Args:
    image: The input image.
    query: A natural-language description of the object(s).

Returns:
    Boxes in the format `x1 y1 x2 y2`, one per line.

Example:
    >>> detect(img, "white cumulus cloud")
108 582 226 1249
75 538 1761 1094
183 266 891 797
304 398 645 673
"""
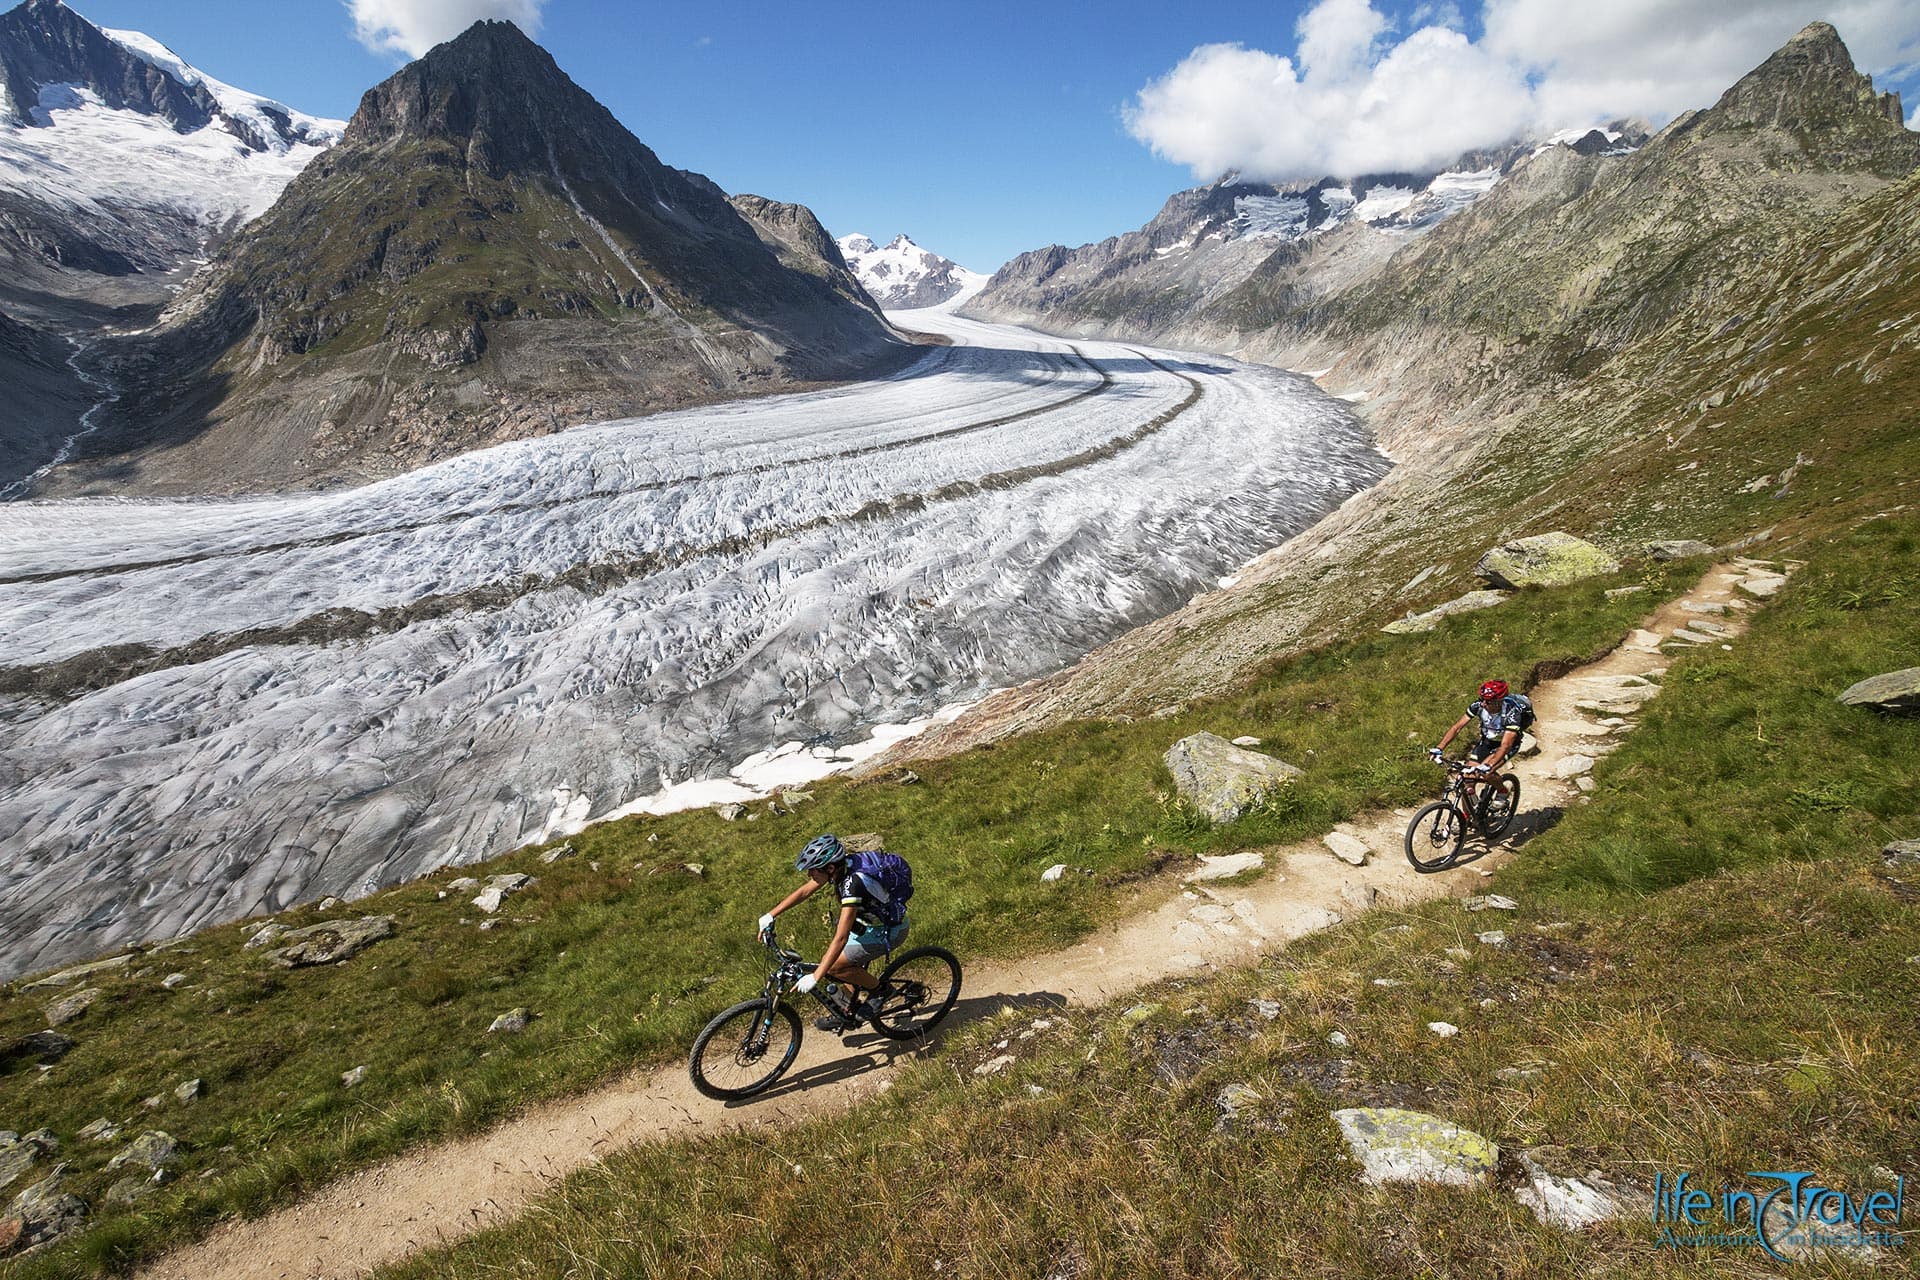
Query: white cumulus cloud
347 0 547 59
1127 0 1920 182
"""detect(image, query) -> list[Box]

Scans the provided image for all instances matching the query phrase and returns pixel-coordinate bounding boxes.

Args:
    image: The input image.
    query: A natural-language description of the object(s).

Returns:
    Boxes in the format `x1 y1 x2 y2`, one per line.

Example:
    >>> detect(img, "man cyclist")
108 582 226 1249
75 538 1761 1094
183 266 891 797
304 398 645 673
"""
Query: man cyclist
1432 679 1530 804
758 834 911 1032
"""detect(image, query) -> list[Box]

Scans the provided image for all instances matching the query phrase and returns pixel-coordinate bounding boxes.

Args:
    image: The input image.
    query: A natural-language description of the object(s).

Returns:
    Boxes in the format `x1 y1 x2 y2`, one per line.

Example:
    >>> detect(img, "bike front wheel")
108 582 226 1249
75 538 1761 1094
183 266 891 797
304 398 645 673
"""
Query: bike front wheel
1405 800 1465 872
688 998 802 1100
866 946 963 1040
1477 774 1521 837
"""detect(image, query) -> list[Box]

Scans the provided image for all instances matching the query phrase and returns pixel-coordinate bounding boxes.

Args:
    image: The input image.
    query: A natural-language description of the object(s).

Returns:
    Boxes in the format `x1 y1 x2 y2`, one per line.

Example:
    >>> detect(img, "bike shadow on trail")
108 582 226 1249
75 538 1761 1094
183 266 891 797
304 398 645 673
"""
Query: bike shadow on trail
1444 804 1566 871
722 988 1069 1108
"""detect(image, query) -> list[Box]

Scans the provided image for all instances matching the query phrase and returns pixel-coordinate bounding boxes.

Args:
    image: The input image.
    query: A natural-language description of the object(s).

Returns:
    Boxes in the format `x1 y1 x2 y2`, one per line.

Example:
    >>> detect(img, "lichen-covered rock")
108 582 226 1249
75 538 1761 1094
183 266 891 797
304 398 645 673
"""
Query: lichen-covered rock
1164 732 1303 823
19 953 133 991
242 923 288 951
262 916 396 967
487 1008 533 1035
1838 667 1920 715
43 988 100 1027
1382 590 1509 634
0 1139 37 1193
1332 1107 1499 1186
1475 533 1621 589
106 1131 179 1173
5 1165 86 1250
1645 539 1715 561
1884 839 1920 865
1514 1150 1626 1229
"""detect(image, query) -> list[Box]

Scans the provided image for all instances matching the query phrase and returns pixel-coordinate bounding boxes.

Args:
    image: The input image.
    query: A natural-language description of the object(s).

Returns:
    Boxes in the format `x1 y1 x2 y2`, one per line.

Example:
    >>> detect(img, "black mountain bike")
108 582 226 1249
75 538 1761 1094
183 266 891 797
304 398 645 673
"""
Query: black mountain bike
687 935 962 1100
1403 756 1520 872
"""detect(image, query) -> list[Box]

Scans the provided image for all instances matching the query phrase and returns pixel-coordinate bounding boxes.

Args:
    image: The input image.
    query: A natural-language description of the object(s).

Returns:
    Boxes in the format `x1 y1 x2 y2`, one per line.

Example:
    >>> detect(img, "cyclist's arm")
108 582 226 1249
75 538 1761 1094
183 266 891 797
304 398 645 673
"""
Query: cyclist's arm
814 901 860 983
1436 714 1470 750
766 875 825 923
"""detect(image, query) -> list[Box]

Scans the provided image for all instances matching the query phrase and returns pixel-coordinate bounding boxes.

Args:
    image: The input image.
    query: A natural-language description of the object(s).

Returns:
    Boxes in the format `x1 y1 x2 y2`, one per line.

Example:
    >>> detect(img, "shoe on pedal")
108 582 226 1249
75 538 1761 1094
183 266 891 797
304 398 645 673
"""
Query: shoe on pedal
813 997 865 1033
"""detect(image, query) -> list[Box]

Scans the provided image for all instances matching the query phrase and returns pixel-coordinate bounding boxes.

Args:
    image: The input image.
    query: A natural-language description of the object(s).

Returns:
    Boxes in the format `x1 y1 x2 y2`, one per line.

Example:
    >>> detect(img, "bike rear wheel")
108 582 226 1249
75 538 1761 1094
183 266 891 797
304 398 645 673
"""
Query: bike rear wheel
866 946 962 1040
688 998 802 1100
1404 800 1465 872
1477 774 1521 837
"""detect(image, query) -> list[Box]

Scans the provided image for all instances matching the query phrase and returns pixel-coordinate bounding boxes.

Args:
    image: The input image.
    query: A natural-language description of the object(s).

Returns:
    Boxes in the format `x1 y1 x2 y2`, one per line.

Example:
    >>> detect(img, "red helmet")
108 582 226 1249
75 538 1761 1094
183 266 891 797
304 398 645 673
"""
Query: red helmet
1479 679 1509 702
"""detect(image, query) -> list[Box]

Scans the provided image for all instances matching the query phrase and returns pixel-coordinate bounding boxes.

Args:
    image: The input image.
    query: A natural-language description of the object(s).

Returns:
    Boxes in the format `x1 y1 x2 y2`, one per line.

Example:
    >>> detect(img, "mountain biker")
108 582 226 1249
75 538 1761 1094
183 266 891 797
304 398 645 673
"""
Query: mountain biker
1431 679 1529 801
758 834 911 1032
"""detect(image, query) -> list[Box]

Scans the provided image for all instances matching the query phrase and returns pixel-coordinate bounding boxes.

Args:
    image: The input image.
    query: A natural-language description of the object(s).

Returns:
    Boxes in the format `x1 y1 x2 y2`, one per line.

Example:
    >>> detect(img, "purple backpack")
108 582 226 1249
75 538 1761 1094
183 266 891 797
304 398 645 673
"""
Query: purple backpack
845 850 913 926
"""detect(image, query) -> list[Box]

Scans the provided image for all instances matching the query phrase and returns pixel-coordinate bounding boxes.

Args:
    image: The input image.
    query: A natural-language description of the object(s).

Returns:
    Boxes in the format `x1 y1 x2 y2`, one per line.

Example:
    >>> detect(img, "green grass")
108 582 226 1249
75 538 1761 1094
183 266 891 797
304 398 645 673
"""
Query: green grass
369 512 1920 1280
0 562 1687 1277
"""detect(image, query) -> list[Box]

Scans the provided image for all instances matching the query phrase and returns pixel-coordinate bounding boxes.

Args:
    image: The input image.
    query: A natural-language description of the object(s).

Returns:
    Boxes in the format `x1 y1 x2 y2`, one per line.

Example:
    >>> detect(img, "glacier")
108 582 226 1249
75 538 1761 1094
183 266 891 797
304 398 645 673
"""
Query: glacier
0 311 1388 979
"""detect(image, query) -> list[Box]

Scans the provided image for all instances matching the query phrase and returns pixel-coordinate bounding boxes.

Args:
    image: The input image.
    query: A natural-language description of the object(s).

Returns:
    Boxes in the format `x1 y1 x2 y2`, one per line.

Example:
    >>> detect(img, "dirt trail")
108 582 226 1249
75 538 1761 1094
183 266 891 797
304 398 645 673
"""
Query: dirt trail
137 561 1782 1280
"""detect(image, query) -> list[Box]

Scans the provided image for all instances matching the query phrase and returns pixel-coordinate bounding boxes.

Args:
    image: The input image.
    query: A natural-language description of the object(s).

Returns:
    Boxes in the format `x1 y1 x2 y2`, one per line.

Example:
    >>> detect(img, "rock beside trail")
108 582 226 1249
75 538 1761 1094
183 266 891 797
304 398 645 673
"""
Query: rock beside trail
1164 733 1303 823
1475 533 1620 590
1838 668 1920 715
1884 839 1920 865
1382 590 1510 634
1737 572 1788 598
1332 1108 1499 1186
1185 852 1265 882
0 1135 48 1192
262 916 396 968
1323 832 1370 866
1645 539 1715 561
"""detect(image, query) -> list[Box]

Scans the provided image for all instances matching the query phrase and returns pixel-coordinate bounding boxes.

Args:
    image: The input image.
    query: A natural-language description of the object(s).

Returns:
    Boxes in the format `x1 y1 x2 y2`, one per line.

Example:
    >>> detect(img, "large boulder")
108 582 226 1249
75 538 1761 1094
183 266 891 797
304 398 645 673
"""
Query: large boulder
1645 539 1715 561
1382 590 1510 634
19 953 133 992
1475 533 1621 589
1164 733 1303 824
261 916 396 968
1332 1108 1500 1186
1838 668 1920 715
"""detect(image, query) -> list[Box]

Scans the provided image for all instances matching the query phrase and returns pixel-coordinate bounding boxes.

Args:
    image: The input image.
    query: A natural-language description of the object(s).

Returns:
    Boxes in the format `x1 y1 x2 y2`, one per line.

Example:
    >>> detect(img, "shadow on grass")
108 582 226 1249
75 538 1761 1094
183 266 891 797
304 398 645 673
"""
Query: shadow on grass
728 989 1067 1107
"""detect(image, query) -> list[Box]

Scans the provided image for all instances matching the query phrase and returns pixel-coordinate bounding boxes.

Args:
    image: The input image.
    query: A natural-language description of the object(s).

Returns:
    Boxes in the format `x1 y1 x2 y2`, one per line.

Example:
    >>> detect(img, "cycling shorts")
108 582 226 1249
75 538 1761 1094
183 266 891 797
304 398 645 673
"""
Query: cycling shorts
1469 738 1502 762
843 920 909 965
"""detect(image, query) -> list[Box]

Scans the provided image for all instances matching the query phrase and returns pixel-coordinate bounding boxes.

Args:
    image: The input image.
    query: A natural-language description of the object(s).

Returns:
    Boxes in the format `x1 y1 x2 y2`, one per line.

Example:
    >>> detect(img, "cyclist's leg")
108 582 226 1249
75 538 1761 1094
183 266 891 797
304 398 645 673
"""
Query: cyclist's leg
835 923 910 993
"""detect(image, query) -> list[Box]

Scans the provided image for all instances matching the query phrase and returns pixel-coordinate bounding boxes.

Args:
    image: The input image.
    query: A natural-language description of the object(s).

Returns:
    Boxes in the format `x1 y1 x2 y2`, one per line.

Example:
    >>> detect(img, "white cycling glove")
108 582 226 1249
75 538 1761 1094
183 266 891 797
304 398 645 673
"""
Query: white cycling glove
758 912 776 935
795 974 818 995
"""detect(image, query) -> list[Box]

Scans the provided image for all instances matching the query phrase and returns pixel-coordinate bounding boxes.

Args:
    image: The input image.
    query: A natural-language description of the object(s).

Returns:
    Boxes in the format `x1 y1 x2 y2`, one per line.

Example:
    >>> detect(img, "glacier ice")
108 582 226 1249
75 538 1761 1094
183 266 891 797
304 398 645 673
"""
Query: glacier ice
0 313 1388 978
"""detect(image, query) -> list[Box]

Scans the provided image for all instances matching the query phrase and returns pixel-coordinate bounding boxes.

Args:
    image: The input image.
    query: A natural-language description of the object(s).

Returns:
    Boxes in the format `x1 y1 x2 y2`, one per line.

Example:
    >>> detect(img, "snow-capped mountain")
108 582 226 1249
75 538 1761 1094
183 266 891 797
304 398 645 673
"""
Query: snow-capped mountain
962 130 1646 334
838 232 986 309
0 0 343 270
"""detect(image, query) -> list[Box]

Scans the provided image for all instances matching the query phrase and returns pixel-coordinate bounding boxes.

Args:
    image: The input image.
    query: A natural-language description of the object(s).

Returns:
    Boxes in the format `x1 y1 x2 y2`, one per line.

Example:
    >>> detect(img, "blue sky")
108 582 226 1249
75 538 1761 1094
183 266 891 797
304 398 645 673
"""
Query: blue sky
58 1 1920 273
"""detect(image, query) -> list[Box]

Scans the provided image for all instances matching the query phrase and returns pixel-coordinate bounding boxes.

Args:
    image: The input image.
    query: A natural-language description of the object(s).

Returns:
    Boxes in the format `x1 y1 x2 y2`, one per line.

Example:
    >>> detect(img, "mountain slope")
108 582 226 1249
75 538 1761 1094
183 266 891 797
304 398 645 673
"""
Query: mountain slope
0 0 341 281
31 19 905 496
837 232 986 308
901 22 1920 756
960 138 1559 337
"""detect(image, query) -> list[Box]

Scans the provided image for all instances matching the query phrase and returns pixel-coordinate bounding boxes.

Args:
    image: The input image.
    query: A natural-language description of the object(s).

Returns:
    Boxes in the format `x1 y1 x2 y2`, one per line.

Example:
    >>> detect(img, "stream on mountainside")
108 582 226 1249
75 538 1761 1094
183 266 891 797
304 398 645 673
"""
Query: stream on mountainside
0 311 1389 980
0 333 120 502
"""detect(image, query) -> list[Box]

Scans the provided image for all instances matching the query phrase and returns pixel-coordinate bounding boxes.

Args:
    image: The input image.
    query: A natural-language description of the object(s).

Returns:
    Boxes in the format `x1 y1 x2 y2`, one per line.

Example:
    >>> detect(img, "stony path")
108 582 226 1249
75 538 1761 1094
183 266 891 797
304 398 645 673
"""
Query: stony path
135 560 1787 1280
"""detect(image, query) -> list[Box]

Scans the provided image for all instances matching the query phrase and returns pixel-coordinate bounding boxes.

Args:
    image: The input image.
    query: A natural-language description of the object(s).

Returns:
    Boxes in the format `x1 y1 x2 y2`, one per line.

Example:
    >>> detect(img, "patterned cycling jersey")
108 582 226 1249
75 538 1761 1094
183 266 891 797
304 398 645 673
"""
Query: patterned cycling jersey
1467 694 1531 742
838 867 905 931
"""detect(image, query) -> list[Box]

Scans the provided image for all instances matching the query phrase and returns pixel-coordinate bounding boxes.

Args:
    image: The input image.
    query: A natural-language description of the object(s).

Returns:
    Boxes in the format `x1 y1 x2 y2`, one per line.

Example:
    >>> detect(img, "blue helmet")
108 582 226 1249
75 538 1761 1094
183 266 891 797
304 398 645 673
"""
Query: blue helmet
795 834 845 872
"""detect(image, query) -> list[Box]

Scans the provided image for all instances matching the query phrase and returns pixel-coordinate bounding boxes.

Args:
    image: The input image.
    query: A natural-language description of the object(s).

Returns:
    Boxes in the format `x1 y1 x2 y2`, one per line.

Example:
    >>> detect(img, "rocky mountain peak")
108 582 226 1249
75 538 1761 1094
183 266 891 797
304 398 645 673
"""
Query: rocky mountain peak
0 0 216 130
343 18 642 179
1704 20 1908 147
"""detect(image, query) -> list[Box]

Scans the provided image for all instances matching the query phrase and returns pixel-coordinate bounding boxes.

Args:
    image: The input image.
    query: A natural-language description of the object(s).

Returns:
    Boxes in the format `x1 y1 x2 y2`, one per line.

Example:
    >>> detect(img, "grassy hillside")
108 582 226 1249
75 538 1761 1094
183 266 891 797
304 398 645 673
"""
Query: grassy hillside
0 559 1698 1276
381 510 1919 1279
